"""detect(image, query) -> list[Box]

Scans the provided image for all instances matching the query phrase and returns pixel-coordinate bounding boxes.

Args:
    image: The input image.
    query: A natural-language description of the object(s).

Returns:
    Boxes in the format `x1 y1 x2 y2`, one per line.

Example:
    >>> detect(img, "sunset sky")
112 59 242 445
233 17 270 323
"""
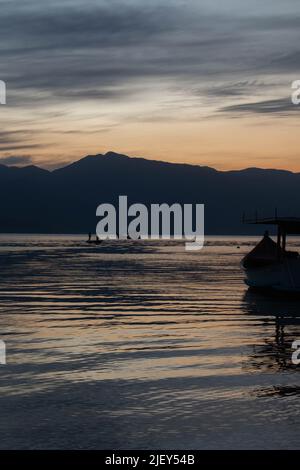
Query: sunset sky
0 0 300 170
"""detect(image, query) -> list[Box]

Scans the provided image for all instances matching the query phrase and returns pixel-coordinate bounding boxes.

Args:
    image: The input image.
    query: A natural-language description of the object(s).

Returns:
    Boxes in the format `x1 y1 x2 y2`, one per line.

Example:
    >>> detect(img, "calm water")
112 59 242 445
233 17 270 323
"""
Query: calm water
0 235 300 449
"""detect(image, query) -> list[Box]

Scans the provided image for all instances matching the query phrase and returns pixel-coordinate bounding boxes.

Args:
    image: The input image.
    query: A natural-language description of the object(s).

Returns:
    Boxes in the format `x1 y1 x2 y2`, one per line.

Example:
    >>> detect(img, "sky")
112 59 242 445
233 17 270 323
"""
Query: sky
0 0 300 170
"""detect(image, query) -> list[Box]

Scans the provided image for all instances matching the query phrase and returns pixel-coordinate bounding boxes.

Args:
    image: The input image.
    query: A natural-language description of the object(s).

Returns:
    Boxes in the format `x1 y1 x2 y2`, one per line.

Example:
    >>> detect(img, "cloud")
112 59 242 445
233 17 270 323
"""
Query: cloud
220 97 300 115
1 0 299 103
0 155 33 166
0 0 300 167
0 130 43 152
0 130 33 145
203 80 281 99
0 144 43 151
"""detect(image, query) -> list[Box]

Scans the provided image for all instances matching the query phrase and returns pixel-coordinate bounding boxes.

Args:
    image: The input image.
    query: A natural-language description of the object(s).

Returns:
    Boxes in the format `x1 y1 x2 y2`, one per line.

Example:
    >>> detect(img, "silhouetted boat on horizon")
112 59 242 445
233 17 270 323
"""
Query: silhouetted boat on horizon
242 217 300 294
85 233 138 245
86 239 103 245
86 233 103 245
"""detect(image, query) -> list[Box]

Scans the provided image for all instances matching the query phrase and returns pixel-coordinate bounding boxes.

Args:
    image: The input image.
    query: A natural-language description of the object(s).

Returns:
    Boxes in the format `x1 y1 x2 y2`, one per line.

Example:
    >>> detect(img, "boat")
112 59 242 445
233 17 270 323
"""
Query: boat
86 239 103 245
241 217 300 293
86 234 103 245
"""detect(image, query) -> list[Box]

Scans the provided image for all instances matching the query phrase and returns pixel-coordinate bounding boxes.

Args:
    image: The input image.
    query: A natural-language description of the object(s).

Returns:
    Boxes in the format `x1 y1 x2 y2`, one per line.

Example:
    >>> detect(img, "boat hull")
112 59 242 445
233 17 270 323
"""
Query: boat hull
242 258 300 293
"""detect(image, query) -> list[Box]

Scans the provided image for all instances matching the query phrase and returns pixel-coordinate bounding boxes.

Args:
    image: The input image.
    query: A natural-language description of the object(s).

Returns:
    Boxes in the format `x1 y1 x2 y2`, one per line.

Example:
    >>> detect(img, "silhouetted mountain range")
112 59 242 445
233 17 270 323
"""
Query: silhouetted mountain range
0 151 299 234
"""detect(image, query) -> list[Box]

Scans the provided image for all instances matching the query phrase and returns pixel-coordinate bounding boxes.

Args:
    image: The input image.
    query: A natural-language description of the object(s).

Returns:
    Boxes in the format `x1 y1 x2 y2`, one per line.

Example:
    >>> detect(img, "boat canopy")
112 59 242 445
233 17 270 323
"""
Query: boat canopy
242 234 280 268
244 217 300 235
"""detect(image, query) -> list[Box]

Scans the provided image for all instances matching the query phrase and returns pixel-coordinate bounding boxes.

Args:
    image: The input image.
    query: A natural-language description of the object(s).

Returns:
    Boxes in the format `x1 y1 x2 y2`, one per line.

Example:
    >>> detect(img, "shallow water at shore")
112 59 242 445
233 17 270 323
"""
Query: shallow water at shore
0 235 300 449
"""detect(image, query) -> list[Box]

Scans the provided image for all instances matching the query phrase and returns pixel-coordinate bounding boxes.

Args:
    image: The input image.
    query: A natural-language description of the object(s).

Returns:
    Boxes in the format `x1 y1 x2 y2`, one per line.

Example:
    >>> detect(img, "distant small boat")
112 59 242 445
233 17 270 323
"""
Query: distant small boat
86 239 103 245
86 235 139 243
241 217 300 293
86 234 103 245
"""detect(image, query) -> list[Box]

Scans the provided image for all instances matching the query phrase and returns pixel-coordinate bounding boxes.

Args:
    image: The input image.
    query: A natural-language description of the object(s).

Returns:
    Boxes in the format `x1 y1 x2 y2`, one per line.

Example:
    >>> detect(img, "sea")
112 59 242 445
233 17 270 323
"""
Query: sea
0 234 300 449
